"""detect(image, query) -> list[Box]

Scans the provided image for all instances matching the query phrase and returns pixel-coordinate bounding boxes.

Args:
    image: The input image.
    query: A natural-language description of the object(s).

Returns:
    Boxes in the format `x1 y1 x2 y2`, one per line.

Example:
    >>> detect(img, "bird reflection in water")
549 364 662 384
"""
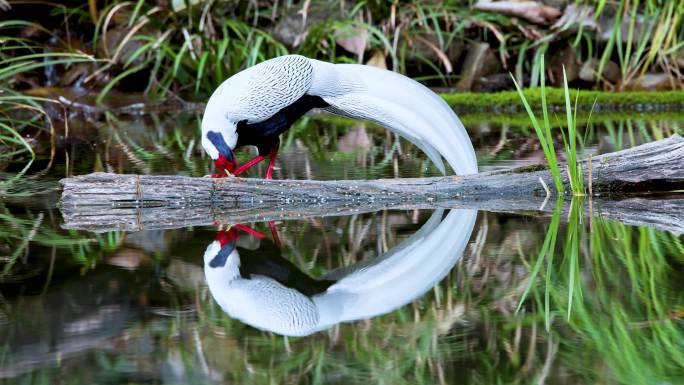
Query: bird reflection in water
203 209 477 336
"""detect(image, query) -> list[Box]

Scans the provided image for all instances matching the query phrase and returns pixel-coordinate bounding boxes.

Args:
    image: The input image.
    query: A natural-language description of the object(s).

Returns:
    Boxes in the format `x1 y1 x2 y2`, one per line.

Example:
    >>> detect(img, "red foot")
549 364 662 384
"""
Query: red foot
215 228 238 246
265 142 280 180
215 224 267 247
217 140 280 179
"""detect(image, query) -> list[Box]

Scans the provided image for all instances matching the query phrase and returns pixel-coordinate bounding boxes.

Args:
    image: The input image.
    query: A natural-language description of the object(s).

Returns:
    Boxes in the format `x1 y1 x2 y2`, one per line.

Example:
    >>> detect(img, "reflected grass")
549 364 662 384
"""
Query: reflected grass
1 205 683 384
518 199 684 385
0 200 122 281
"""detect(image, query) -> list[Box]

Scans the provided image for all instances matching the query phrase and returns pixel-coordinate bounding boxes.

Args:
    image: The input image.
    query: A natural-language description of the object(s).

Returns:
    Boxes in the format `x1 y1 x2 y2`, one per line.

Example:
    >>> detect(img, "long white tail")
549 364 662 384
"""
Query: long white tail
310 61 478 175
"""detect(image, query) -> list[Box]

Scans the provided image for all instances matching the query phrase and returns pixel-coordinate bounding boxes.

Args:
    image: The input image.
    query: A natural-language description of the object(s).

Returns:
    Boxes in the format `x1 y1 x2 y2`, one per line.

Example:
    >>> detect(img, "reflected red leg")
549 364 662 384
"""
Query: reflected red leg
265 141 280 180
233 224 267 239
268 220 282 249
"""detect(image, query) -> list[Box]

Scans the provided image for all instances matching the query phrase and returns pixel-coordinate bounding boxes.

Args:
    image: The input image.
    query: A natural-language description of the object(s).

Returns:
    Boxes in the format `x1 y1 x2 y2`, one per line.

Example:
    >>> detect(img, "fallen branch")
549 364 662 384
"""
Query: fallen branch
473 1 561 25
60 135 684 233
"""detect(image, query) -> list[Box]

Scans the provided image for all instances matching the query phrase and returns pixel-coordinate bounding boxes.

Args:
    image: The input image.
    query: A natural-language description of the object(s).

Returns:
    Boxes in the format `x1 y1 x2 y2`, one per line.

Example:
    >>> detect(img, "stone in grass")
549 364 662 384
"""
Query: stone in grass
540 0 569 11
677 47 684 69
472 74 515 93
598 11 656 45
549 45 580 85
579 58 620 84
456 42 501 92
273 8 334 47
365 50 387 70
624 73 674 91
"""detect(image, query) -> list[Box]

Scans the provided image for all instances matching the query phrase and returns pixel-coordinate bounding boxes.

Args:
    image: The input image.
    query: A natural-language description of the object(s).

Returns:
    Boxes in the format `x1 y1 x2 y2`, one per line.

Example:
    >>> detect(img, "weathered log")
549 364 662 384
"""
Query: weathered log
60 195 684 234
60 135 684 233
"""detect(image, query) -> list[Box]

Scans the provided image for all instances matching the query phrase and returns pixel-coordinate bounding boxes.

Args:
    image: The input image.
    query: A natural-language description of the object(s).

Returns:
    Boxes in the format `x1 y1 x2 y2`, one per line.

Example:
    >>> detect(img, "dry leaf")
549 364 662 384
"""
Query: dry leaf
365 50 387 69
414 36 453 73
551 4 597 31
474 1 561 25
470 18 505 44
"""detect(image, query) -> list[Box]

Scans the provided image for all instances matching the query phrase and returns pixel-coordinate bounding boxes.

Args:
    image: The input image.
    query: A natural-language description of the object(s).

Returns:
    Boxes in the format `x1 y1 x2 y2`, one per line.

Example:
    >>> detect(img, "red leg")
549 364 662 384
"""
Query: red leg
216 222 280 249
233 224 267 239
268 220 282 249
233 155 266 176
234 222 279 248
265 141 280 180
221 140 279 179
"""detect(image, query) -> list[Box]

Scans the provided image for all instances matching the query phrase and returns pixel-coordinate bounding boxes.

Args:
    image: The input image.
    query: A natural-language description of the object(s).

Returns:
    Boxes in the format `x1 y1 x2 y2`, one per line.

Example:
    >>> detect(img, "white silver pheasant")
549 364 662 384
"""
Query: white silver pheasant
202 209 476 336
201 55 478 178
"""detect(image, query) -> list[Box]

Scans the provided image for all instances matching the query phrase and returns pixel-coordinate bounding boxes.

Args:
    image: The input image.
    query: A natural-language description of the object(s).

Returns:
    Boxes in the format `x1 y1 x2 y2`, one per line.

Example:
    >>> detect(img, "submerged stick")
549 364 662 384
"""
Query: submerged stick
60 135 684 233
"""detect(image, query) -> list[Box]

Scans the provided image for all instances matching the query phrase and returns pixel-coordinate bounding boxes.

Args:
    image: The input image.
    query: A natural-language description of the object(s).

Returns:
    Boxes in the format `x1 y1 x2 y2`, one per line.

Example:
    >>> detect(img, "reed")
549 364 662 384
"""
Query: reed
511 57 563 193
0 22 95 183
513 57 591 195
514 198 684 384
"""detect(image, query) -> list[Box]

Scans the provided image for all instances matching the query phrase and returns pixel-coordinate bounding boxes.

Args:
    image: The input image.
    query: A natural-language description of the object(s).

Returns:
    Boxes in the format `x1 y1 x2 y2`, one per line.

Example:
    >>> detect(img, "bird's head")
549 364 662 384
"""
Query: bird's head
204 224 267 269
204 228 239 268
201 97 237 174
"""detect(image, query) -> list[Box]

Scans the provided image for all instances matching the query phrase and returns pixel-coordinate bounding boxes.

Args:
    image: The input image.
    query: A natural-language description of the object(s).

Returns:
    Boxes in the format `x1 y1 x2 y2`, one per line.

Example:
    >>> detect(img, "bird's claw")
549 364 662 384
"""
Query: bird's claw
208 173 234 178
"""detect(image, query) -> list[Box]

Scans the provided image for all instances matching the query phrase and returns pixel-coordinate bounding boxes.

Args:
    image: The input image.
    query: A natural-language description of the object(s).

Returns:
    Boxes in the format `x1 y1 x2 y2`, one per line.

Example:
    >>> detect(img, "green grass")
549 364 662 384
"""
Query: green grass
89 5 289 101
511 57 562 193
516 198 562 330
0 22 97 184
525 211 684 385
0 201 105 278
2 0 684 103
512 57 590 195
560 67 586 196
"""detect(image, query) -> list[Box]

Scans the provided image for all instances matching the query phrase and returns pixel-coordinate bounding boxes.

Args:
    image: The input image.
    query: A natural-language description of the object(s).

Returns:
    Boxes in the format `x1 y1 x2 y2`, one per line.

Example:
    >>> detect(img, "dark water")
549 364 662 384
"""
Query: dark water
1 113 683 384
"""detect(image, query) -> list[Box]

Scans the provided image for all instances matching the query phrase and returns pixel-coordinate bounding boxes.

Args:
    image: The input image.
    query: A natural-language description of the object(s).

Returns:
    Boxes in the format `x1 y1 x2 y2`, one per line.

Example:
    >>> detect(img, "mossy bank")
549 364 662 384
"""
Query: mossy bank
441 89 684 113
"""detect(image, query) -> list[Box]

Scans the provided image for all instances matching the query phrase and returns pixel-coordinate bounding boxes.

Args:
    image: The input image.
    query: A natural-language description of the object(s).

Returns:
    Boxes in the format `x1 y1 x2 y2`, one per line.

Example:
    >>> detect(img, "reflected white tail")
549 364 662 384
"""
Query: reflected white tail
313 209 477 328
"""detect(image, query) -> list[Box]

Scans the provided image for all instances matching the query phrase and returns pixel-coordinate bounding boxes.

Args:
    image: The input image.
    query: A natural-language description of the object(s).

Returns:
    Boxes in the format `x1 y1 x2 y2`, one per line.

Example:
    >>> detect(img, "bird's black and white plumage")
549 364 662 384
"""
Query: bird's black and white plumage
201 55 478 177
203 209 477 336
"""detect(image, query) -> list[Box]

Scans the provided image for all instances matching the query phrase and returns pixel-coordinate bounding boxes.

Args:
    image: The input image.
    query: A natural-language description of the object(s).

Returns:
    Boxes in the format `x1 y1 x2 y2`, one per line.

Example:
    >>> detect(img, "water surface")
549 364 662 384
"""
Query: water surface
1 112 683 384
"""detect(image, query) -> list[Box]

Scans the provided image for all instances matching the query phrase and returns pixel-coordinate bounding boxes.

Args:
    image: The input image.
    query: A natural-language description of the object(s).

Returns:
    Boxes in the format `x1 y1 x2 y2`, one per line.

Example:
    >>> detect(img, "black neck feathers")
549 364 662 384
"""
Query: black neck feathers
238 242 335 297
236 94 329 156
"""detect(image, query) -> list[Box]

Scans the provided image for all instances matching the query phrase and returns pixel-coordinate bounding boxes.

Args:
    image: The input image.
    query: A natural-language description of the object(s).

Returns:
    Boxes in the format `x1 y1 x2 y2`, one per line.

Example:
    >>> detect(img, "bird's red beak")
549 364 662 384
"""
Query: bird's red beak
214 154 236 175
215 228 238 246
